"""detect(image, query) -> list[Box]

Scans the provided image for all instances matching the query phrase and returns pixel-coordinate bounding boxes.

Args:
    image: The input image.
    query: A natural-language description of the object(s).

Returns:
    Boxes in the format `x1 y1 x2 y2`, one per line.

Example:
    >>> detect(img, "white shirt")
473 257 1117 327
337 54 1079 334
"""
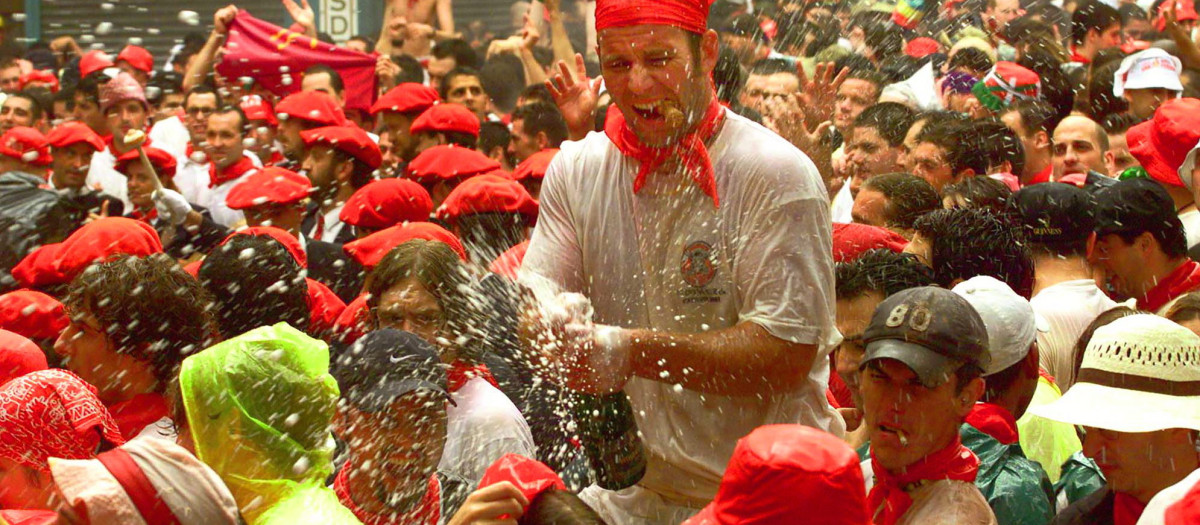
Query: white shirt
1029 279 1122 392
86 147 129 209
148 115 189 160
201 163 258 229
1181 208 1200 249
519 110 841 509
831 181 854 223
438 376 536 486
175 150 264 209
1137 467 1200 524
308 202 348 243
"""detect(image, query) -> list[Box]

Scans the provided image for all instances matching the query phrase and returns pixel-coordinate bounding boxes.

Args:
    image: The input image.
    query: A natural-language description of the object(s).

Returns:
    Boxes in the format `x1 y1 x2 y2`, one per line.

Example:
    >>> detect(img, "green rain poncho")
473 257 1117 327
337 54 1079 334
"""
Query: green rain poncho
180 323 361 524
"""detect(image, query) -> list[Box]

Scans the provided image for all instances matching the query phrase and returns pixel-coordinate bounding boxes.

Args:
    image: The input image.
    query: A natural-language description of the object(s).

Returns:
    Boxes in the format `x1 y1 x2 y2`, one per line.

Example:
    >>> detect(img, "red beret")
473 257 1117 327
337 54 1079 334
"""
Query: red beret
225 167 312 210
300 126 383 170
406 145 501 185
115 147 178 179
0 329 48 385
371 83 440 116
333 293 370 344
832 222 909 263
12 217 163 289
116 45 154 73
19 70 59 93
410 103 480 138
276 90 349 127
340 178 433 229
240 95 278 126
436 174 539 224
512 148 559 181
307 278 346 336
489 240 529 280
595 0 712 34
905 37 941 58
343 222 467 268
218 226 308 268
79 50 114 78
0 290 68 341
0 127 52 167
47 122 104 151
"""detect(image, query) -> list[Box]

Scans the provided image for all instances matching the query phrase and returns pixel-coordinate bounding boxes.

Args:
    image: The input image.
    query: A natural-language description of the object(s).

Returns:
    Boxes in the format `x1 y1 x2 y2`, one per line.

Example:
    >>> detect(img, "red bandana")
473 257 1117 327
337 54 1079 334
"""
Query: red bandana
1141 259 1200 312
1114 491 1148 525
108 392 169 441
447 360 499 393
1069 46 1091 65
867 438 980 525
334 464 441 525
965 403 1019 445
0 369 125 472
1025 164 1053 186
128 207 158 224
604 97 725 208
208 156 257 188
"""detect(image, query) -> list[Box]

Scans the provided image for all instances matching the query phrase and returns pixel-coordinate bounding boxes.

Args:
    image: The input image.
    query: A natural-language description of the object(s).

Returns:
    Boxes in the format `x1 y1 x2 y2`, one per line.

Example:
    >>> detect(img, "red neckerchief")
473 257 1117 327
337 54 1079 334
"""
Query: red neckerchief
208 156 256 188
1141 259 1200 312
128 207 158 224
108 393 169 441
1038 368 1057 386
447 360 498 393
1069 46 1091 64
867 437 980 525
333 463 440 525
603 95 725 208
1114 491 1148 525
1025 164 1053 186
0 510 57 525
268 150 285 166
965 403 1019 445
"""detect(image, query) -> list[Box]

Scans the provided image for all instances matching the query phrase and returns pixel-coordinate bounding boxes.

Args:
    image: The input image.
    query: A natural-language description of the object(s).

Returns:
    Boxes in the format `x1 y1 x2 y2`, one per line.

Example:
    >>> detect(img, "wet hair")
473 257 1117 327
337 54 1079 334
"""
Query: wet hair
748 58 796 77
972 119 1026 177
482 54 525 114
433 39 481 70
877 55 923 84
328 148 376 190
457 212 529 265
65 254 217 391
519 84 555 107
947 47 994 75
393 54 427 85
1072 0 1122 45
1087 58 1130 120
6 92 43 122
183 84 223 110
1118 3 1149 25
199 235 310 338
1109 214 1189 259
713 44 746 104
854 102 917 147
479 121 511 156
943 176 1014 212
1071 306 1142 376
304 64 345 95
1018 47 1075 125
863 21 904 58
521 490 607 525
512 102 568 149
845 68 887 96
913 207 1036 298
835 249 936 301
1167 292 1200 324
440 67 483 100
918 118 988 176
861 173 942 231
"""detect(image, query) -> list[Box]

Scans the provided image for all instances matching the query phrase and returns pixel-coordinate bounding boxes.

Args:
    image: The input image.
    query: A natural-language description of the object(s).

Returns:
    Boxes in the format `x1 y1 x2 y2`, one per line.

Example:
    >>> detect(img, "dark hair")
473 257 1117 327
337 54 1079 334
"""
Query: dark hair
479 121 511 156
440 67 483 100
918 118 989 176
834 54 877 77
456 212 528 265
748 58 796 77
972 119 1026 177
1101 112 1142 135
1087 59 1130 120
1167 292 1200 323
183 84 223 109
521 490 607 525
328 149 376 189
393 54 427 85
835 249 936 300
861 173 942 230
1018 47 1075 126
519 84 555 107
943 176 1014 212
366 240 480 361
913 207 1036 298
481 54 525 114
512 102 568 149
854 102 917 147
212 106 247 135
432 39 481 70
947 47 994 74
1118 3 1149 24
65 254 217 390
145 72 184 105
1005 99 1060 138
845 68 887 95
1072 0 1122 45
714 45 746 104
1071 306 1141 377
7 92 43 122
198 236 310 338
1111 217 1189 259
75 72 106 106
304 64 346 95
348 34 376 51
862 20 904 59
53 87 76 117
877 55 923 84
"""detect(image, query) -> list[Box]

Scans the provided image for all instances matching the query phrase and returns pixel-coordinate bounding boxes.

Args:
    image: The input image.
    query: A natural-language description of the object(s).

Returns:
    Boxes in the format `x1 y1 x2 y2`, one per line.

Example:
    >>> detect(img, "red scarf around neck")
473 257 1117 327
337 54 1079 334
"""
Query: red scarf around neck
208 156 256 188
334 464 441 525
1114 491 1148 525
447 360 498 393
128 207 158 224
965 402 1019 445
867 437 981 525
603 95 725 208
1142 259 1200 312
108 392 169 441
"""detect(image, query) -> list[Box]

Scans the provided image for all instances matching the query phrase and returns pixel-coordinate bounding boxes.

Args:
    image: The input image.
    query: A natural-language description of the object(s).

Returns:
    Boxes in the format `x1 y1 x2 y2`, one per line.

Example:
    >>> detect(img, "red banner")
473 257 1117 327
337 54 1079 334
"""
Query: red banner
216 11 377 114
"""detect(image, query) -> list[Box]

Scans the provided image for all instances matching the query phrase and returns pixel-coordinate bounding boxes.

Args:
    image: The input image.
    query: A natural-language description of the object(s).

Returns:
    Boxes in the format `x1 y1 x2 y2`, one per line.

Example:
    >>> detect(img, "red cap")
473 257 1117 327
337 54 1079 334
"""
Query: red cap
340 178 433 229
240 95 278 126
904 37 941 58
19 70 59 93
682 425 867 525
478 454 567 519
512 148 559 181
343 222 467 268
46 122 104 151
1157 0 1199 31
218 226 308 268
406 145 501 185
114 146 177 179
307 278 347 336
0 329 48 386
78 50 114 78
489 240 529 280
1166 476 1200 522
275 90 349 127
410 103 481 138
436 174 539 224
595 0 712 34
0 290 68 341
832 222 909 263
371 83 441 116
116 45 154 73
12 217 163 289
225 167 312 210
1127 98 1200 187
300 126 383 170
0 127 52 167
333 294 370 344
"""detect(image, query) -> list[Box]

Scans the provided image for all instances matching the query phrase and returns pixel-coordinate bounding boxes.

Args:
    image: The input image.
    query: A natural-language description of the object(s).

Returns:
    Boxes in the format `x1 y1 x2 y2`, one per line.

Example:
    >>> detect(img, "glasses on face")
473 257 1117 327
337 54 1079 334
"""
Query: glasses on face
187 107 216 117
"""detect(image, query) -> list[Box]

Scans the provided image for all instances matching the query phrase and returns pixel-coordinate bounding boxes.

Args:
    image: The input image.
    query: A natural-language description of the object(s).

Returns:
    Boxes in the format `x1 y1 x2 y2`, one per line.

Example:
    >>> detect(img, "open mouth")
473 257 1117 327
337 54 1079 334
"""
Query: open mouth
632 102 664 121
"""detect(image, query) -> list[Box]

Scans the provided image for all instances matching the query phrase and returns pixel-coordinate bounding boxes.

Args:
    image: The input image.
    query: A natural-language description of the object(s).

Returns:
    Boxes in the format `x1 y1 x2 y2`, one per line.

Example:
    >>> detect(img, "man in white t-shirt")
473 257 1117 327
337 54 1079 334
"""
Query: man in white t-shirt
523 0 840 521
201 107 258 228
86 72 151 210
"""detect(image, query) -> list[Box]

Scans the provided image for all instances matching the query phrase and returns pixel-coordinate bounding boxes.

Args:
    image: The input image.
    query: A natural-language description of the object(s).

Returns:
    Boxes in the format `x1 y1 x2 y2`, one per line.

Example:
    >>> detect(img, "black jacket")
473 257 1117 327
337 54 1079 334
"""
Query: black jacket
305 237 365 303
0 172 79 292
302 201 356 245
1052 486 1113 525
134 206 230 260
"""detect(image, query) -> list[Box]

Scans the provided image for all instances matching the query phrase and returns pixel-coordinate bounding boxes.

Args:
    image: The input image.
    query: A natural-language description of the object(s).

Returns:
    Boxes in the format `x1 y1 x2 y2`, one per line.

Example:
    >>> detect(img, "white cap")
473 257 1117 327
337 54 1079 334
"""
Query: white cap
1178 140 1200 192
951 276 1048 375
1113 48 1184 97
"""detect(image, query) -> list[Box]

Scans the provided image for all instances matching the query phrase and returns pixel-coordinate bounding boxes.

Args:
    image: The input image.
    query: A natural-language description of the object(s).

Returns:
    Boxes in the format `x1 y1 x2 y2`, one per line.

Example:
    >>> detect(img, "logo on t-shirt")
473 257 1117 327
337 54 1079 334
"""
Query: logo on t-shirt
681 241 717 287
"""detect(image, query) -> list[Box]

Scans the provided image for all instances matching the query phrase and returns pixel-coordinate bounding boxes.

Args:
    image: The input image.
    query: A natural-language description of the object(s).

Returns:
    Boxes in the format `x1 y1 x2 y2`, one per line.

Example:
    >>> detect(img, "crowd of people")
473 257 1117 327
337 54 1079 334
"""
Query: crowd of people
2 0 1200 522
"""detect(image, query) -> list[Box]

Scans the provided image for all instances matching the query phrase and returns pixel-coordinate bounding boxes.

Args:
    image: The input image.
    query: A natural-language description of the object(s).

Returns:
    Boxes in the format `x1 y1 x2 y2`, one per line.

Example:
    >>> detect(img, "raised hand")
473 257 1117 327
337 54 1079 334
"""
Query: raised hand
445 482 528 525
281 0 316 36
213 5 239 35
546 53 600 141
796 61 849 127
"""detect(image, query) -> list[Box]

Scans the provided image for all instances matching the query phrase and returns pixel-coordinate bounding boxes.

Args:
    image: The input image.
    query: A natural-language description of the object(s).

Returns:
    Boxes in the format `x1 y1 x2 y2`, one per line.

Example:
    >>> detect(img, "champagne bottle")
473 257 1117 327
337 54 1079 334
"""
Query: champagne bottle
571 390 647 490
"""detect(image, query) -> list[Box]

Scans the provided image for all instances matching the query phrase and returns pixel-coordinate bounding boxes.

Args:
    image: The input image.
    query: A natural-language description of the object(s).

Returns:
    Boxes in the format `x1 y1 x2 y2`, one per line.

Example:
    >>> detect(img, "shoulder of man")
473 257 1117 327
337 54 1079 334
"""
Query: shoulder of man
962 426 1056 524
438 470 473 519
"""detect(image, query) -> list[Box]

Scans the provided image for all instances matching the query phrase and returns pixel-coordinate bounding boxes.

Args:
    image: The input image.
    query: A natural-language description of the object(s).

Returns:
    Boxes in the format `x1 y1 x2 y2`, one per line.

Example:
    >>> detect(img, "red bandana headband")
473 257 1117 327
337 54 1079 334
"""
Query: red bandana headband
595 0 713 33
